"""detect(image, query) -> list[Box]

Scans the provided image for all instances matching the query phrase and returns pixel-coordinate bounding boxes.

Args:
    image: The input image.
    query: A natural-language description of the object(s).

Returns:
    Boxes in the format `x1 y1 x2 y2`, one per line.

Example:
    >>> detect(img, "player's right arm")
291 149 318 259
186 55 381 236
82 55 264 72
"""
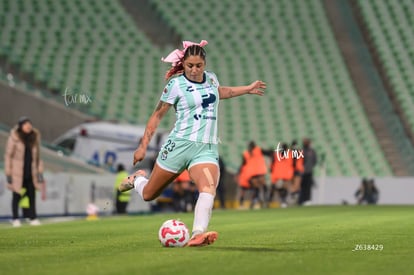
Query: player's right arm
134 101 171 165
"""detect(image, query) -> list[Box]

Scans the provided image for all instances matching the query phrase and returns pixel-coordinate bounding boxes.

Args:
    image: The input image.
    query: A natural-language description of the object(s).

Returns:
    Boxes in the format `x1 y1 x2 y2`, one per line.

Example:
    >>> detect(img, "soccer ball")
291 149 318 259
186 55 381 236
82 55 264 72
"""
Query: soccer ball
158 219 190 247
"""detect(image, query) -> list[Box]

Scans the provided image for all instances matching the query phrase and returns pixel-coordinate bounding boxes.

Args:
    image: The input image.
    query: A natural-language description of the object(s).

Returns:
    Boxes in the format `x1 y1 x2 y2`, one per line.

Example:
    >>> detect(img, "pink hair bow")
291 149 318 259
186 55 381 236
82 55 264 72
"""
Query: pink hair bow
161 40 208 66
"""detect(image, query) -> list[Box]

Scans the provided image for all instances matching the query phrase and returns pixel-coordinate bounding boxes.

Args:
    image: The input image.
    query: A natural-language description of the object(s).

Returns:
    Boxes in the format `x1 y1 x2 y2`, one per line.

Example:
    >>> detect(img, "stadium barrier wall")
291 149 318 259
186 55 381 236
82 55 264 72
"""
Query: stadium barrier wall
0 172 150 218
0 172 413 218
309 177 414 205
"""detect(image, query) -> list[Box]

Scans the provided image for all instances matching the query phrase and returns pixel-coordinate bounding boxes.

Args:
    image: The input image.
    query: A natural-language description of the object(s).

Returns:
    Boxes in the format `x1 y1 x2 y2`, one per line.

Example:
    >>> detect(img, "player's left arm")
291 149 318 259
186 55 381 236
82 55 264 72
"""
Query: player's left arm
218 80 266 99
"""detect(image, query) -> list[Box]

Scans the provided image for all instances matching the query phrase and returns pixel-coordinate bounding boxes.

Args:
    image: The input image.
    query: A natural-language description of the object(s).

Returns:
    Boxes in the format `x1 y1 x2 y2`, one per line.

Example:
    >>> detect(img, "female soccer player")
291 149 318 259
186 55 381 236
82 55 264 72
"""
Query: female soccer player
120 40 266 246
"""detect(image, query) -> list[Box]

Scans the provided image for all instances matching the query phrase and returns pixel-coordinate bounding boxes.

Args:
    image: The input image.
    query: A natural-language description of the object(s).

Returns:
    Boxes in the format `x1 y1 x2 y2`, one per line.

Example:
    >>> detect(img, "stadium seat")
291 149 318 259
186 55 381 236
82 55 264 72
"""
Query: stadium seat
0 0 394 176
356 0 414 143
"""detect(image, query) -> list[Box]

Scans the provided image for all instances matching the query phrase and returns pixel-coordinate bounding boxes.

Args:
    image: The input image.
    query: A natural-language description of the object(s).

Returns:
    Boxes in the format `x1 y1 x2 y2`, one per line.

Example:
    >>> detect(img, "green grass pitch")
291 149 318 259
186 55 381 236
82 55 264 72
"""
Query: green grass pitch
0 206 413 275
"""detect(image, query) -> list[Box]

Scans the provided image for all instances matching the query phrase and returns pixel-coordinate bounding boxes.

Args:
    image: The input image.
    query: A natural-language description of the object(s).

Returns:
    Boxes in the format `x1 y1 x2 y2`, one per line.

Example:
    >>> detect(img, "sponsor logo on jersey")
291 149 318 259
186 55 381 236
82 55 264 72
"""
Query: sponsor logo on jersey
193 113 216 121
201 93 216 108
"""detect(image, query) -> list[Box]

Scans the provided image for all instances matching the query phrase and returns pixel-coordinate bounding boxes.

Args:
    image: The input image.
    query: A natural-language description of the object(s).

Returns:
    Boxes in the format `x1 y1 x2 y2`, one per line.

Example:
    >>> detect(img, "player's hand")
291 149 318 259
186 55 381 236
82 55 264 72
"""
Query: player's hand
248 80 266 96
133 147 146 165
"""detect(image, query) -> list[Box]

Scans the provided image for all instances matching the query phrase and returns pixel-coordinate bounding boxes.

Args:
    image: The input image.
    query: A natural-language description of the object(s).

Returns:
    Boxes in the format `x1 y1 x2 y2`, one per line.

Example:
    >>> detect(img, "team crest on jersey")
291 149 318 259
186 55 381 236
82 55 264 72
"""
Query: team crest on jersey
161 149 168 160
210 78 218 87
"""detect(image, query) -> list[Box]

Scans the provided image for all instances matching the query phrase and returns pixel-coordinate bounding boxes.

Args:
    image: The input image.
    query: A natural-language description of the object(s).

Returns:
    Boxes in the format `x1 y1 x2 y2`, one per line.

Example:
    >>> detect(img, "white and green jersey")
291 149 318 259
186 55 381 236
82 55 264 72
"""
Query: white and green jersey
160 71 220 144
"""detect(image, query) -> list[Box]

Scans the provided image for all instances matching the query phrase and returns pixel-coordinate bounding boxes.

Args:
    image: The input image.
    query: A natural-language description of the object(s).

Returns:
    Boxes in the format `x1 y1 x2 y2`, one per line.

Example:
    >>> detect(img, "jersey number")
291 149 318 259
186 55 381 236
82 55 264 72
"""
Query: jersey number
164 139 176 152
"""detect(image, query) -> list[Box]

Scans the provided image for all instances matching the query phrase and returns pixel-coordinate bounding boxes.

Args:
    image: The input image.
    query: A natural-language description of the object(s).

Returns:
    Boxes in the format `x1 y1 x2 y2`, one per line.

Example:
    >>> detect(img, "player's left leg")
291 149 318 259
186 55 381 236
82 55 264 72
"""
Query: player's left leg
187 162 219 246
118 170 147 192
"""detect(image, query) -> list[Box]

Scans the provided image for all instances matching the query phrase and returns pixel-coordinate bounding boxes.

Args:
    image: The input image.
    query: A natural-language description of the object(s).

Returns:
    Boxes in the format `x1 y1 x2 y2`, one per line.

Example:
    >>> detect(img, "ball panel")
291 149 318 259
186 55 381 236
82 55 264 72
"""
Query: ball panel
158 219 190 247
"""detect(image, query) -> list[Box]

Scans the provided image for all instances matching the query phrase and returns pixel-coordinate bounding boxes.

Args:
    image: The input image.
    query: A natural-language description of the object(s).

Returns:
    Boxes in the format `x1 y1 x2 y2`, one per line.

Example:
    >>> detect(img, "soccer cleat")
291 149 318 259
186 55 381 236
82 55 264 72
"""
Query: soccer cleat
187 231 218 247
118 170 147 192
29 219 41 226
11 219 21 227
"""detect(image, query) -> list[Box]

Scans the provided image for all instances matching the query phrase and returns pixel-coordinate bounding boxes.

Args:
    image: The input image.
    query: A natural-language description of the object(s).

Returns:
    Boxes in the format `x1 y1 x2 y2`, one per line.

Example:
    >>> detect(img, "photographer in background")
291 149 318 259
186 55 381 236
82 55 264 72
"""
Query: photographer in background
355 178 379 205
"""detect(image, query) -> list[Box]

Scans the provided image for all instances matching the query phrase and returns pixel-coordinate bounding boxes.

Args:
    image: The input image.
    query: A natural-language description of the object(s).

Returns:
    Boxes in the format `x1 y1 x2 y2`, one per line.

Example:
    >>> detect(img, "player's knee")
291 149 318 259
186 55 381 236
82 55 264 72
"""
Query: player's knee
200 167 217 194
200 184 216 196
142 189 156 201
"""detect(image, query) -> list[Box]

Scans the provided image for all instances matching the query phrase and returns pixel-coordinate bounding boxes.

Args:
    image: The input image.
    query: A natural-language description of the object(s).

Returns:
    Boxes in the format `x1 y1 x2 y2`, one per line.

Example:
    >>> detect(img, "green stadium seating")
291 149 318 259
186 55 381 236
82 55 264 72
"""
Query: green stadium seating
356 0 414 140
150 0 391 175
0 0 393 176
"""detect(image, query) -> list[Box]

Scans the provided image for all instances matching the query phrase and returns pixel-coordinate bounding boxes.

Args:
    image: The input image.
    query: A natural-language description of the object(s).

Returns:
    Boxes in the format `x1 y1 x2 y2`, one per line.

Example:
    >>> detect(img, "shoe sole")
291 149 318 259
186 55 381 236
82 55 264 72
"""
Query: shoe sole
118 180 134 192
187 231 218 247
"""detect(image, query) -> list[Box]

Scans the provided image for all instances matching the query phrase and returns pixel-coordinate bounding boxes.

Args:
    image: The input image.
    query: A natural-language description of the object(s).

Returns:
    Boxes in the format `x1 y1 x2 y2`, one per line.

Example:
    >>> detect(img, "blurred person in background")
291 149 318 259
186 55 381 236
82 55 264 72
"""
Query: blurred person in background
298 138 317 206
237 141 273 209
113 164 130 214
268 143 293 208
236 161 251 209
4 116 45 227
172 170 197 212
355 178 379 205
216 156 226 209
290 140 304 204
